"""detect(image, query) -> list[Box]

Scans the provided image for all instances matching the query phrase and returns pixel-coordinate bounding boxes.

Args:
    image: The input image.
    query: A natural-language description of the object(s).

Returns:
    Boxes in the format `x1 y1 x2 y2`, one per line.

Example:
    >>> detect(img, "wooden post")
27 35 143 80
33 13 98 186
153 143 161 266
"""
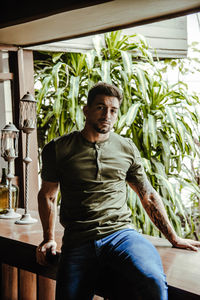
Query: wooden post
9 49 39 210
18 269 36 300
37 276 56 300
1 264 18 300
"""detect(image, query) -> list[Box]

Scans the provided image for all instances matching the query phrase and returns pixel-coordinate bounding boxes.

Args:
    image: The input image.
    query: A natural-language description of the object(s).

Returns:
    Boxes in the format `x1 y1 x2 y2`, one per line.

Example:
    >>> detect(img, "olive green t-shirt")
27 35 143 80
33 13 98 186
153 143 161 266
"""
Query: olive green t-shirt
41 131 147 247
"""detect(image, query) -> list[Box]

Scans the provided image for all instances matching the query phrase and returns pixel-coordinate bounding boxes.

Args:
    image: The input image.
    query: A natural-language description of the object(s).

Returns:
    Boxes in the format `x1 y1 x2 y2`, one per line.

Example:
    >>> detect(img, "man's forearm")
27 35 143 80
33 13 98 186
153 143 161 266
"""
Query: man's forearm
141 191 178 243
38 190 57 241
129 181 178 244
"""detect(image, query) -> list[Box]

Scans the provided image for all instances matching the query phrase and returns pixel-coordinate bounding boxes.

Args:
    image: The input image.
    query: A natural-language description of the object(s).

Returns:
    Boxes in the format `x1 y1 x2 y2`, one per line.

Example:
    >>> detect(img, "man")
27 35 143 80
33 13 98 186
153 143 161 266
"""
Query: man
36 82 200 300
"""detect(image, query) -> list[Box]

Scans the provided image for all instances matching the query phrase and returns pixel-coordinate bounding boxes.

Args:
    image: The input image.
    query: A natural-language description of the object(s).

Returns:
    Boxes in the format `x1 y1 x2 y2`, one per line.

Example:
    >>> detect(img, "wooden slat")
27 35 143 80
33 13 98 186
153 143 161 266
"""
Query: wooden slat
1 264 18 300
0 72 13 81
0 1 110 28
19 270 36 300
0 44 18 51
37 276 56 300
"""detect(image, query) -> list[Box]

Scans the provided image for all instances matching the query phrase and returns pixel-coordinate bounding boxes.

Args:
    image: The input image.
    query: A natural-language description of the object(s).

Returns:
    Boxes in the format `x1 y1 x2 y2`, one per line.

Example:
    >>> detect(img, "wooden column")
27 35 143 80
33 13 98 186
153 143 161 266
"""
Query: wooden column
1 264 18 300
37 276 56 300
10 49 39 210
18 270 36 300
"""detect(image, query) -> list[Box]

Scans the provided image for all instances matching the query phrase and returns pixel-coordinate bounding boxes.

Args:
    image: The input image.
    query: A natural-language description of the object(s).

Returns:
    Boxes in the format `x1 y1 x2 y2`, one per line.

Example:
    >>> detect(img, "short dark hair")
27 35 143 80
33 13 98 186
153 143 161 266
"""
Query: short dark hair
87 82 123 106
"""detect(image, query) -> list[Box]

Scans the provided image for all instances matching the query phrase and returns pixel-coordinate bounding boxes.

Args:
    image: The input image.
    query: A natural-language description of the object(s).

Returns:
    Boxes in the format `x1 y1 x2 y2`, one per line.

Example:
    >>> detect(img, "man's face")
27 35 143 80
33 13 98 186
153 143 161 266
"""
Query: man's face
84 94 120 134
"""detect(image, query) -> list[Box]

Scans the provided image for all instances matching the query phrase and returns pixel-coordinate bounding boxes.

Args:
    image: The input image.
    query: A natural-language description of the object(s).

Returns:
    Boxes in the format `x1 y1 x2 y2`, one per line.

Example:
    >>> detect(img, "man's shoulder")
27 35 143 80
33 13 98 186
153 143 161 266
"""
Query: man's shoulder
43 131 80 158
53 131 80 145
110 132 136 151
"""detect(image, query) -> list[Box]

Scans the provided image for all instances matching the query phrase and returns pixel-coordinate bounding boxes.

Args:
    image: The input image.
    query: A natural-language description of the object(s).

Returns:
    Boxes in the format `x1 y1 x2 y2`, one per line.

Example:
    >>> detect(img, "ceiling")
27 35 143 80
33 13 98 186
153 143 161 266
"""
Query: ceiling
28 16 188 59
0 0 200 47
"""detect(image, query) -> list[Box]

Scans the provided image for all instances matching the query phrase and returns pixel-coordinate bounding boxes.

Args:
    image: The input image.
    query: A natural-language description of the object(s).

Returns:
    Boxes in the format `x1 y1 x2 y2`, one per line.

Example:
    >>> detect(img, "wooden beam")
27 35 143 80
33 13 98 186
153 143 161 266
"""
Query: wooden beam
0 72 13 81
1 1 200 47
0 0 111 28
0 44 18 51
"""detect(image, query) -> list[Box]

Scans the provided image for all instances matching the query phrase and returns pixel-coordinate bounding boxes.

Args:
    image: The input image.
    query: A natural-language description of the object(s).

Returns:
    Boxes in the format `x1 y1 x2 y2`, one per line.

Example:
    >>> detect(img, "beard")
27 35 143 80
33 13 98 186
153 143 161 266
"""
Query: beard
93 122 111 134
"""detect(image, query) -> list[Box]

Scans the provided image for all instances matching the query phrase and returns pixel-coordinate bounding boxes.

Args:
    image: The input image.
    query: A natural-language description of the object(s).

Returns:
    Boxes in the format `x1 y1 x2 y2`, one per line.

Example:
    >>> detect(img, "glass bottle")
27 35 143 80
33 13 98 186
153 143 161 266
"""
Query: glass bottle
0 168 19 213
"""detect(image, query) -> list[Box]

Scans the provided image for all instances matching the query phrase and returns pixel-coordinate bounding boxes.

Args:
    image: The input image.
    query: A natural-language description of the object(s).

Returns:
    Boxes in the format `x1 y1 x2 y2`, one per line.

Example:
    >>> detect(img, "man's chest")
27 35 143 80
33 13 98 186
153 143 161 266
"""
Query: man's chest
58 145 132 183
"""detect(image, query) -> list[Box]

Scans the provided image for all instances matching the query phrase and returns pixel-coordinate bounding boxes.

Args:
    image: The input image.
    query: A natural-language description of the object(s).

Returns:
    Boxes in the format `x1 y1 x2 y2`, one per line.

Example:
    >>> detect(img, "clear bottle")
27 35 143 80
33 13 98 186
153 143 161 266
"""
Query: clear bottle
0 168 19 213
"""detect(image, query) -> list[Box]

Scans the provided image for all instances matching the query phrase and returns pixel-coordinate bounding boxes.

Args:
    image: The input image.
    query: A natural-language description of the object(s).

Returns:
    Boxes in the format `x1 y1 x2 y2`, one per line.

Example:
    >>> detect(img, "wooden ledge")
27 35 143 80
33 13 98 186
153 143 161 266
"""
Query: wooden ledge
0 210 200 299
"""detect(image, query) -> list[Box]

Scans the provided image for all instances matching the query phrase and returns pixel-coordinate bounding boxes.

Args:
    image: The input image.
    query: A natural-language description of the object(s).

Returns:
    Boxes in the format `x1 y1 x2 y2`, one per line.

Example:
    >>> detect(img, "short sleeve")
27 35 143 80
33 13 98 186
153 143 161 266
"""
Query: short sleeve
41 140 59 182
126 139 147 185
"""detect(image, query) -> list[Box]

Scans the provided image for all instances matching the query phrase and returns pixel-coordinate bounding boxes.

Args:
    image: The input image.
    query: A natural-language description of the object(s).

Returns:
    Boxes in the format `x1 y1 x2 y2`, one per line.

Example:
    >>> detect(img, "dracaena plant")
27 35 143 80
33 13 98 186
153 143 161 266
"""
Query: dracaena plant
34 30 200 240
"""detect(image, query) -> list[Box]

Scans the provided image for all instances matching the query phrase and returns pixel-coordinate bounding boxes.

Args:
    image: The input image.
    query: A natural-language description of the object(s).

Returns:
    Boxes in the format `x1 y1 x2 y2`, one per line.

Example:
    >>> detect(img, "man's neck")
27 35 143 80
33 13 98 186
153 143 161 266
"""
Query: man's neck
81 127 110 143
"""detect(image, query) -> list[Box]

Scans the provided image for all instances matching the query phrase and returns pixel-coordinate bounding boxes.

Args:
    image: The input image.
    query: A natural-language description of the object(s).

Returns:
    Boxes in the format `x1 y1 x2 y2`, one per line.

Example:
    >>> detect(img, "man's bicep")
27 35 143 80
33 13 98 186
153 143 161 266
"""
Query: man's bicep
41 140 59 182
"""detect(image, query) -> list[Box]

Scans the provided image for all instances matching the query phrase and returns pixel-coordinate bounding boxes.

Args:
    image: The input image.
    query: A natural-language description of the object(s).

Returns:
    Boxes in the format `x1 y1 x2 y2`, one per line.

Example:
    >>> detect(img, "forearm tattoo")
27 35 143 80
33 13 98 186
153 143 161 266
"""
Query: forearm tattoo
131 179 175 241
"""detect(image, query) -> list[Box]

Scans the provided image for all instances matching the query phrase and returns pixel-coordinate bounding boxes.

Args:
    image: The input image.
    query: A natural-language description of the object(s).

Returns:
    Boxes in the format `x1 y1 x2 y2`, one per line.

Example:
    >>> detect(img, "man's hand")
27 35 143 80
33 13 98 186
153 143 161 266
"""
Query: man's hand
172 237 200 252
36 240 57 266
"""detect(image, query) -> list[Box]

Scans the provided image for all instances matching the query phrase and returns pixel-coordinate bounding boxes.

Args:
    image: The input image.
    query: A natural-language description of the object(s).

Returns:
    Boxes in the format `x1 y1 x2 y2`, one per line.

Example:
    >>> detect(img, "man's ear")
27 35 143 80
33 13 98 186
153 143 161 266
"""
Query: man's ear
83 105 88 117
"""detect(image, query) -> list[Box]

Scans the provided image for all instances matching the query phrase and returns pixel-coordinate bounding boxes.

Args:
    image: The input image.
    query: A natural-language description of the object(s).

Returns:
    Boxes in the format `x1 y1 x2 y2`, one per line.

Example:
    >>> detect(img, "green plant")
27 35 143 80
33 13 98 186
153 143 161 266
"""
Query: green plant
34 31 200 239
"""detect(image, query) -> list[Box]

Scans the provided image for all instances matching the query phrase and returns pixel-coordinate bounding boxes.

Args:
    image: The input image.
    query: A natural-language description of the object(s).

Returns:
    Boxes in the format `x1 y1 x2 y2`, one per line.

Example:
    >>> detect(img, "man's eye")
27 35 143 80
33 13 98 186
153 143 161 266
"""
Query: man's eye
111 109 117 114
97 106 104 110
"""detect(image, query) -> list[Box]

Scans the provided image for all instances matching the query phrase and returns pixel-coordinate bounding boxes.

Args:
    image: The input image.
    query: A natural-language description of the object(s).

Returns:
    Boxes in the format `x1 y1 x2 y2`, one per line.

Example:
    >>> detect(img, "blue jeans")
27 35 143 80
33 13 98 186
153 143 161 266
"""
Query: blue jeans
56 229 168 300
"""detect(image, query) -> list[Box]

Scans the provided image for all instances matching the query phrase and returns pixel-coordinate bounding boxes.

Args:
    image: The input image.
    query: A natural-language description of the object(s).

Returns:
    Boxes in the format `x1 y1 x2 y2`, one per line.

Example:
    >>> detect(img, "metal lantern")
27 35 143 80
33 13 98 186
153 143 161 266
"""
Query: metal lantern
0 123 21 219
16 92 37 225
1 123 19 161
19 92 37 133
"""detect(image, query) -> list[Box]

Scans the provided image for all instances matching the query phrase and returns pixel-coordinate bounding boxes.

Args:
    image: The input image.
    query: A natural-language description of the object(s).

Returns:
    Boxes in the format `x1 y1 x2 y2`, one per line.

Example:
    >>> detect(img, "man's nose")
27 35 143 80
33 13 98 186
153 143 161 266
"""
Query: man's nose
103 108 111 119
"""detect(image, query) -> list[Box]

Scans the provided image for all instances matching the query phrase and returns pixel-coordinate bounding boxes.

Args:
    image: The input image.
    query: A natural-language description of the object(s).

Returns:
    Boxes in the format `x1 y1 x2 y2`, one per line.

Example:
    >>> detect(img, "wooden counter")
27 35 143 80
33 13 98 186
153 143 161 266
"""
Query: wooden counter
0 210 200 299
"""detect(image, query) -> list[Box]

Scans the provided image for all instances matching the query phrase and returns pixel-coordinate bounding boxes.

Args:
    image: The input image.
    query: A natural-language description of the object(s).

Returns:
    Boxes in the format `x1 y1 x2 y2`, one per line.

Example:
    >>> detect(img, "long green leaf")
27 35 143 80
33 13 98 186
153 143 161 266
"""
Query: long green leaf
85 50 96 70
92 35 103 62
101 61 112 84
148 114 157 148
126 103 141 126
155 173 176 201
68 76 80 121
177 120 186 152
158 132 170 156
186 132 196 154
151 159 167 177
121 51 132 77
143 118 150 151
53 87 64 118
165 107 177 131
116 114 127 133
37 76 52 112
76 106 84 130
52 61 63 90
134 67 150 105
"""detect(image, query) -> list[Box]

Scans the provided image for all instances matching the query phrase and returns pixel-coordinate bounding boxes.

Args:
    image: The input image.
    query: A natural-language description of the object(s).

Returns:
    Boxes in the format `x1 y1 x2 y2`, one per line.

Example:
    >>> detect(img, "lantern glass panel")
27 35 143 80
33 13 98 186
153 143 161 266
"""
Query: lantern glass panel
1 130 18 160
19 101 37 130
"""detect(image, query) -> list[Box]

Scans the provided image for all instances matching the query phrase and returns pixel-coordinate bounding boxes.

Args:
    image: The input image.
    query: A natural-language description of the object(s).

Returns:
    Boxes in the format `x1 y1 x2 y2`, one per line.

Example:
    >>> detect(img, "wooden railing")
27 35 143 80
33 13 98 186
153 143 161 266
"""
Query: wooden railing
0 210 200 300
